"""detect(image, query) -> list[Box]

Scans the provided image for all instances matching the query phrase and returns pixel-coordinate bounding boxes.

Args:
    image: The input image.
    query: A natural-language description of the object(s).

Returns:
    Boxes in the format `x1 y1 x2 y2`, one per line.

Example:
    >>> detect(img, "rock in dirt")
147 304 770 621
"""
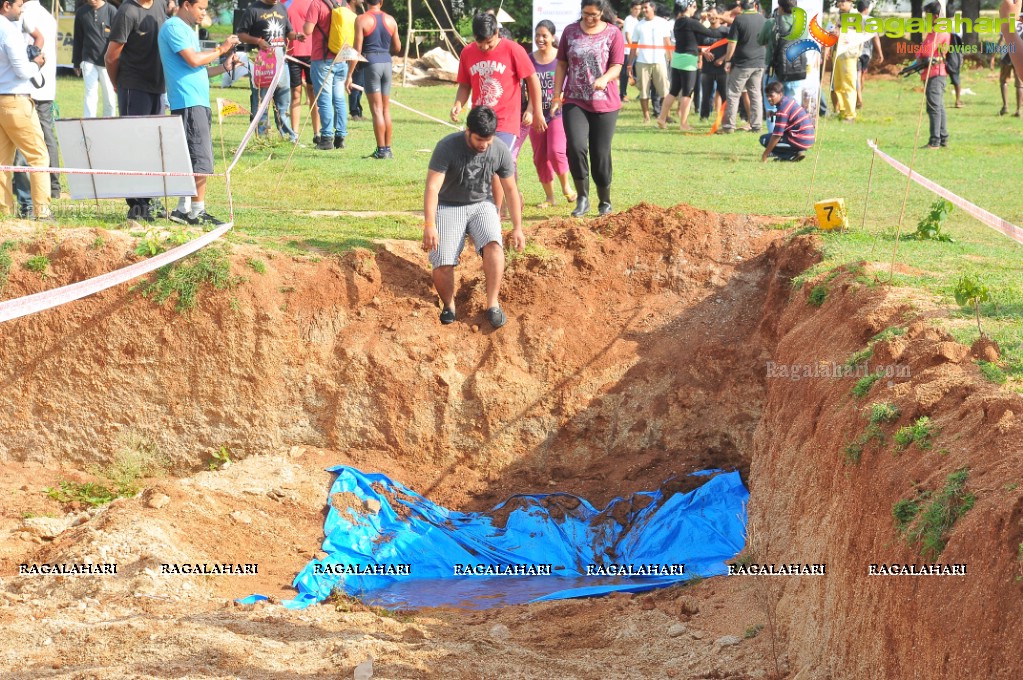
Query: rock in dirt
364 498 382 515
354 658 374 680
21 517 69 539
667 623 688 638
145 493 170 509
228 510 252 525
715 635 742 647
419 47 459 74
489 623 510 641
678 596 700 618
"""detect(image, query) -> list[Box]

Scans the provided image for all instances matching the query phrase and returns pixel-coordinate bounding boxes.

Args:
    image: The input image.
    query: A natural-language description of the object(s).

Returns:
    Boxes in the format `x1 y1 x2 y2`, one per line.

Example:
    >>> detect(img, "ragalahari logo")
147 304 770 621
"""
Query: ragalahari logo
784 7 837 63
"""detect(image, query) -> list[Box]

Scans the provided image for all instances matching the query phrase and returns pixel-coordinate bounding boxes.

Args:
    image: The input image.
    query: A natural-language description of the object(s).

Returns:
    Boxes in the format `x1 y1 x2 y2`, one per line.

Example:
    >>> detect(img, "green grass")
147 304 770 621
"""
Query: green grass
852 372 883 398
245 257 267 274
895 468 976 561
893 416 936 451
745 623 765 639
0 240 14 288
45 432 167 507
136 245 239 312
845 346 873 368
977 360 1008 384
869 402 900 425
23 255 50 276
808 284 828 307
36 72 1023 367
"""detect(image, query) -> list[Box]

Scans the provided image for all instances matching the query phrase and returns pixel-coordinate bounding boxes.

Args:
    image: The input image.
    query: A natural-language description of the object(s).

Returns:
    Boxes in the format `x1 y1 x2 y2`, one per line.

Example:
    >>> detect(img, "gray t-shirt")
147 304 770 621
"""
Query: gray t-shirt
428 132 514 206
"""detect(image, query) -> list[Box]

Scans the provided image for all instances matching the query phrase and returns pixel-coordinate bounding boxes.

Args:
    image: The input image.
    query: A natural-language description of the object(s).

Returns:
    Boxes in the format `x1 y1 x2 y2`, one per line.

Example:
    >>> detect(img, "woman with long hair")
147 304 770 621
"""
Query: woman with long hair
550 0 625 217
529 21 576 208
657 0 722 131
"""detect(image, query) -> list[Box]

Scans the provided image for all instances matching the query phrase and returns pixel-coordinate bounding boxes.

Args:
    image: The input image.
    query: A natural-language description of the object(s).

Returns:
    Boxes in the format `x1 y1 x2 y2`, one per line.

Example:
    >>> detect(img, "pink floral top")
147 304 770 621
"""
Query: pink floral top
557 22 624 113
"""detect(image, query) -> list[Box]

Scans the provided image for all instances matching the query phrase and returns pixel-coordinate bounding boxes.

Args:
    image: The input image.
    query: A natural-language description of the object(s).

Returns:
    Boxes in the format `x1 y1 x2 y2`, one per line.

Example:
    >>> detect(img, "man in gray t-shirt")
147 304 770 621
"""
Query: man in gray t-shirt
423 105 524 329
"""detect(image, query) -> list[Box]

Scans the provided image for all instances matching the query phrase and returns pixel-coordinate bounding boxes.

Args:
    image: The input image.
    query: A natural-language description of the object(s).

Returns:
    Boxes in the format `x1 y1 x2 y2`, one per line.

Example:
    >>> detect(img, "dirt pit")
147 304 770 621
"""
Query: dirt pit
2 203 1020 678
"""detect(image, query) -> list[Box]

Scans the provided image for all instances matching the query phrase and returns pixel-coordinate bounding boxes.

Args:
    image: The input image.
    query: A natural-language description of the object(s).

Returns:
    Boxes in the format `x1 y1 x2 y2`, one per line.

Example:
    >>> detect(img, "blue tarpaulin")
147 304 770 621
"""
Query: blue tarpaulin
267 466 748 610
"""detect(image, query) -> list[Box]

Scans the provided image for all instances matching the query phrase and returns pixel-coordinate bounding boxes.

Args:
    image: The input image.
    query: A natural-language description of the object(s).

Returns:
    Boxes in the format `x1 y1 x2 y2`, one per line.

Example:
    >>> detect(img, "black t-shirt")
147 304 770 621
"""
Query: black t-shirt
673 16 720 56
428 132 514 206
236 1 293 52
699 26 730 74
728 11 767 69
108 0 167 93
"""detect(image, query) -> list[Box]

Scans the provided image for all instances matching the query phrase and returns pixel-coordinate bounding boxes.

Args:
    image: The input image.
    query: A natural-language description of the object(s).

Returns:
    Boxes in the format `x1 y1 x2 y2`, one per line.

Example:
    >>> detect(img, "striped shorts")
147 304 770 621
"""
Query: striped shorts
429 202 503 268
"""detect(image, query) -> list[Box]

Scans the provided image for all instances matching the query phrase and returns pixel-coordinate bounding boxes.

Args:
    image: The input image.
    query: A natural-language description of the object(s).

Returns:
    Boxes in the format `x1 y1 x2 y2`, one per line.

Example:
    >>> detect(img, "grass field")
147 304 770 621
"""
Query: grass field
36 66 1023 379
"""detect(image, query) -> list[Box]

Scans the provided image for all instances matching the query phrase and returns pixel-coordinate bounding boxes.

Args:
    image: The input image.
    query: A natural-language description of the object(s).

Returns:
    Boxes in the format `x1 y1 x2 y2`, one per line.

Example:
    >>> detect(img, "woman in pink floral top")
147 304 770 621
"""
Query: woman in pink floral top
550 0 625 217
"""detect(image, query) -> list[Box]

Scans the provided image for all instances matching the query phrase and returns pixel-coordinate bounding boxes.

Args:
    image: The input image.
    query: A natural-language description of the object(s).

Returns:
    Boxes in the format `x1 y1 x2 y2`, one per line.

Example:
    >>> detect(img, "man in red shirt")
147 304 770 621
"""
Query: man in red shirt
450 13 545 211
916 1 949 148
286 0 319 144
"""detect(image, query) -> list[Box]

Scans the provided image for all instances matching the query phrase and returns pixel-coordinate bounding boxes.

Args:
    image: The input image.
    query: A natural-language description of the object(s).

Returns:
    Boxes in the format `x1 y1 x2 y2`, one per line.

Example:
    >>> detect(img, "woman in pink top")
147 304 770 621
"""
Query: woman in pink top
530 20 576 208
550 0 625 217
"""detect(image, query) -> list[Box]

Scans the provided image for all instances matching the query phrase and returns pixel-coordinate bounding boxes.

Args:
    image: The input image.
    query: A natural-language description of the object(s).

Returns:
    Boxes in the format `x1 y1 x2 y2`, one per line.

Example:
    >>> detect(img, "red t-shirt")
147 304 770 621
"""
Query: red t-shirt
304 0 334 61
286 0 313 58
457 38 536 135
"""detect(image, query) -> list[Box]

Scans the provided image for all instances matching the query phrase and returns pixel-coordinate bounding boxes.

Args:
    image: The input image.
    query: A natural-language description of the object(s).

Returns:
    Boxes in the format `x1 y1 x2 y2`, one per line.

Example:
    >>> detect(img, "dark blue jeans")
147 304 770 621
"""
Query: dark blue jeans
759 133 804 160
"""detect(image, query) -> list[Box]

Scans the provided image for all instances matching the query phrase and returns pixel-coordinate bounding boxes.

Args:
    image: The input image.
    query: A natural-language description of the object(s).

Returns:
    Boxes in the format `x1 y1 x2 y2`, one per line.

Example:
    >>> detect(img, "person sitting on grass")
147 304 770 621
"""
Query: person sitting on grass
422 105 524 330
760 80 814 162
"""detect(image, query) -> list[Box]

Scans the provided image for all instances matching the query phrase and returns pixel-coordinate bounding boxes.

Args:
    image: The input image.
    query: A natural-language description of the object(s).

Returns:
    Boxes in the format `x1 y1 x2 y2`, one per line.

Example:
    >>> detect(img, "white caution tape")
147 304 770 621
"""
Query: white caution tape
0 165 220 177
0 223 232 324
868 140 1023 246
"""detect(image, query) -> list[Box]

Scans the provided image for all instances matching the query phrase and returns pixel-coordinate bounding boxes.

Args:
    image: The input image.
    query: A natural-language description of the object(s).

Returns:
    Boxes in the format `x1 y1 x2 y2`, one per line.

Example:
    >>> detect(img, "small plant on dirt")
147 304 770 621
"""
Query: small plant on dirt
136 245 239 312
843 439 864 465
732 552 755 568
869 402 900 425
135 229 166 257
911 199 954 242
0 240 15 287
845 346 873 369
953 274 991 337
745 623 764 639
45 480 118 507
24 255 50 277
167 226 195 247
90 236 105 250
208 445 232 471
246 257 267 275
893 417 935 452
892 497 923 533
807 284 827 307
895 468 976 561
99 432 168 496
506 241 556 267
852 372 883 398
977 360 1007 385
871 326 907 344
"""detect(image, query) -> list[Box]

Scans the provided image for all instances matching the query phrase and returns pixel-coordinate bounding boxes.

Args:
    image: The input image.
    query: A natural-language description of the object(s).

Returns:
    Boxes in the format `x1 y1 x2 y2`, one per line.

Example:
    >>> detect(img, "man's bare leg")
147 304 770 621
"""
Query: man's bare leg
481 242 504 309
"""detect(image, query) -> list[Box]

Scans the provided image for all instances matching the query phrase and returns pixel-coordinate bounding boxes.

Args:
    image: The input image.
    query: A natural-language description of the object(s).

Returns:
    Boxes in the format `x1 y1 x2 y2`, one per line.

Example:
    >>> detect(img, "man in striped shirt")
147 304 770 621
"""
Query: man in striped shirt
760 81 814 162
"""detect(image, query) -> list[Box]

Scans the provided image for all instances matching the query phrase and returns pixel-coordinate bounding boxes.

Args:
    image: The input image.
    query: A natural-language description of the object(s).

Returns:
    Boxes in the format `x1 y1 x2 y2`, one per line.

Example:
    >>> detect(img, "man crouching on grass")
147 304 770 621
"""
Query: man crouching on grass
423 105 524 329
760 81 815 162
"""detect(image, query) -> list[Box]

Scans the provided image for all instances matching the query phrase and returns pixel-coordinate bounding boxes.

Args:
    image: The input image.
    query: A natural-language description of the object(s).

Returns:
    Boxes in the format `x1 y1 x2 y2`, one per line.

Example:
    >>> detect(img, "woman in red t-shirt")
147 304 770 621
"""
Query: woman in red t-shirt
550 0 625 218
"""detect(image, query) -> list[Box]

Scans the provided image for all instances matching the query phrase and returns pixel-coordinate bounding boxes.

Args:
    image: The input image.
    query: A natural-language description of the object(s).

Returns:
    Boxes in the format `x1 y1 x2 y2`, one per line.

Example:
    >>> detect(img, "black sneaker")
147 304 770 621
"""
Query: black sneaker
334 135 345 149
440 307 456 325
486 307 507 329
194 211 226 227
316 138 334 151
170 209 198 225
313 135 322 145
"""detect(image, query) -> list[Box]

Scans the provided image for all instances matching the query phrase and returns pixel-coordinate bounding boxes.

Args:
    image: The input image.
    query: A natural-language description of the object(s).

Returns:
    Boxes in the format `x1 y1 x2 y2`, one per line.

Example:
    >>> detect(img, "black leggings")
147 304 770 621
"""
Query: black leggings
668 67 699 98
700 69 727 119
563 104 619 187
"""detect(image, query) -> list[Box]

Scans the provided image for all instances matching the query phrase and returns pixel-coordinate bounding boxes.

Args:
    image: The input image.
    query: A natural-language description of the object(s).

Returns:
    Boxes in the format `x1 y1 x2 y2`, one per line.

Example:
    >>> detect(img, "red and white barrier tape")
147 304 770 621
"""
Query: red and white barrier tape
0 223 232 324
867 140 1023 246
0 165 219 178
0 58 289 324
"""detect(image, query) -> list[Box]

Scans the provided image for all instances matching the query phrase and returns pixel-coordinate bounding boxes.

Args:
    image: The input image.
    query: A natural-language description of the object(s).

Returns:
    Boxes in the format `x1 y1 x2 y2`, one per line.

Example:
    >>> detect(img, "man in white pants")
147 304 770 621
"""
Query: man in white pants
73 0 117 116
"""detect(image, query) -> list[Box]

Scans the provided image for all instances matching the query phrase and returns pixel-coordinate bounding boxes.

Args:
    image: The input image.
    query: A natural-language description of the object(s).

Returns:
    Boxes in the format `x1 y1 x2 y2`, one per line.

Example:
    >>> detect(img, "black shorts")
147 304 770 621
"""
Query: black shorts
858 53 870 72
288 55 311 87
172 105 214 175
669 67 698 98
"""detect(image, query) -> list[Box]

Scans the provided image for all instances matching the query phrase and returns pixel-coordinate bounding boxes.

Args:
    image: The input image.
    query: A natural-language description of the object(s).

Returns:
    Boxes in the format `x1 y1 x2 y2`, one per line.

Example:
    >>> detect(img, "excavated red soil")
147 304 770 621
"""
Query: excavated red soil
1 204 1021 678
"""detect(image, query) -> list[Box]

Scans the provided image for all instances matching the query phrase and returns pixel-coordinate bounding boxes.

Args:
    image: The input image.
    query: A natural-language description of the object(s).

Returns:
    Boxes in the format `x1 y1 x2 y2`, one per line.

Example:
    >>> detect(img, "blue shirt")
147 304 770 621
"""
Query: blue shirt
158 16 209 110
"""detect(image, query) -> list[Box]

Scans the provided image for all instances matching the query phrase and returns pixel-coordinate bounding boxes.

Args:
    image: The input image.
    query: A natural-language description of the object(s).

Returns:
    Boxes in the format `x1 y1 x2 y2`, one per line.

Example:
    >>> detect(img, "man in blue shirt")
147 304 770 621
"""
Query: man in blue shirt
158 0 238 226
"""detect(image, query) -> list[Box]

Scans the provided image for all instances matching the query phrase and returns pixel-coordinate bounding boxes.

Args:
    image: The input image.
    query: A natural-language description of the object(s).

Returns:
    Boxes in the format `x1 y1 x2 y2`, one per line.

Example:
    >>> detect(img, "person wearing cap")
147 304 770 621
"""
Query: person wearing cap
656 0 721 131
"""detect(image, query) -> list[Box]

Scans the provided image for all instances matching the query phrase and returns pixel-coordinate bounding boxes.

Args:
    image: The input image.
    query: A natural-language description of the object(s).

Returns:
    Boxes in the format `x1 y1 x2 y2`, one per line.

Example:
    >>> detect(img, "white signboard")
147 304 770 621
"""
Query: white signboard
55 116 197 201
532 0 581 48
